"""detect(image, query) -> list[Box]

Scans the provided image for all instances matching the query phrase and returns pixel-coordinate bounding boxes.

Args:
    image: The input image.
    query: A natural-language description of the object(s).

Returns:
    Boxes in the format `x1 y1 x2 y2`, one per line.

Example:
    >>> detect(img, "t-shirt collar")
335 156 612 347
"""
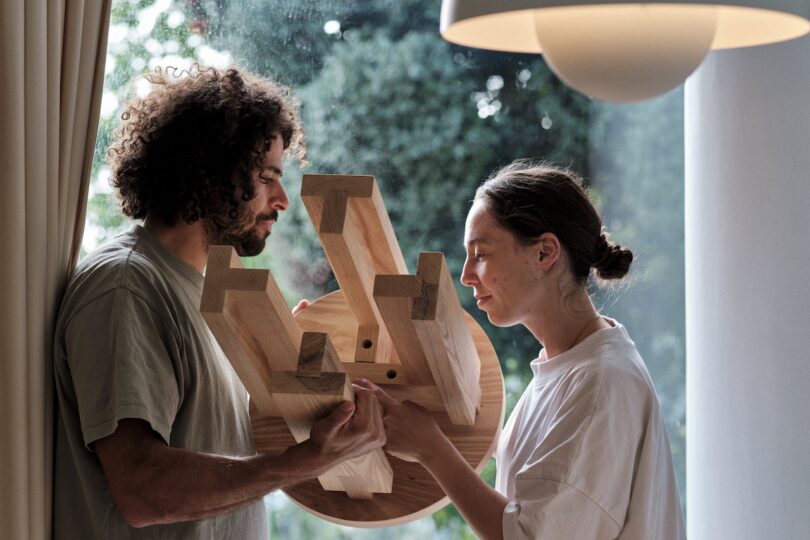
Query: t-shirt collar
530 317 622 383
130 224 205 290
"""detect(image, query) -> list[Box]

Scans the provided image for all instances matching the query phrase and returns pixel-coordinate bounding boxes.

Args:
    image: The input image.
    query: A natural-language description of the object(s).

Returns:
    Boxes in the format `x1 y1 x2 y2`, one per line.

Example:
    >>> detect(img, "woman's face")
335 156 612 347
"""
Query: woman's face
460 200 544 327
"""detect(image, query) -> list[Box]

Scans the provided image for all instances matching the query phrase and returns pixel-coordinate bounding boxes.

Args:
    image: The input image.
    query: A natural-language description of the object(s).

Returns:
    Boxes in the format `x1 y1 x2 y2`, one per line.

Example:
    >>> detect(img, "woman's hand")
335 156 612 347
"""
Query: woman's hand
355 378 508 540
291 299 310 316
353 378 445 463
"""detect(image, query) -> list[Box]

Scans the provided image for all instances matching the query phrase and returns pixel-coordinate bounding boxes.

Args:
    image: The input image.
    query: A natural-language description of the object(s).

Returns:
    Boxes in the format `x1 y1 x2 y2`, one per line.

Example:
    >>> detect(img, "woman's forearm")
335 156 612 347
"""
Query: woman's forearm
421 435 508 540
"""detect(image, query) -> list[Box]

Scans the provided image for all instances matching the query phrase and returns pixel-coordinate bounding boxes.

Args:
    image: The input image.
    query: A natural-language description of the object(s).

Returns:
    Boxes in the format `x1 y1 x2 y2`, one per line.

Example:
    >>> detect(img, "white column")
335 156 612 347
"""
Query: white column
685 36 810 539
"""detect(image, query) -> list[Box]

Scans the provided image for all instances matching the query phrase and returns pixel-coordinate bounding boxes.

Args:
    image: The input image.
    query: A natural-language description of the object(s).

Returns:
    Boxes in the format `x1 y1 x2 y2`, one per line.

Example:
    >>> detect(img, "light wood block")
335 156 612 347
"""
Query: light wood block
302 174 408 364
412 252 481 426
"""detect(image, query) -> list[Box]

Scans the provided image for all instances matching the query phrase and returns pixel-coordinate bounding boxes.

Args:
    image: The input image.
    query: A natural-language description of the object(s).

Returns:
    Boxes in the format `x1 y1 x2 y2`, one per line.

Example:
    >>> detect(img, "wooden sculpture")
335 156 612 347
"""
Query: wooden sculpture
200 174 504 527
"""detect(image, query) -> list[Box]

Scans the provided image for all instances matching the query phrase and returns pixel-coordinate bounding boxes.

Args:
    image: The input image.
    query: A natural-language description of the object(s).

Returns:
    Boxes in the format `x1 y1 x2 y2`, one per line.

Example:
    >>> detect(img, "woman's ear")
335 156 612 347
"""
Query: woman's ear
535 232 562 270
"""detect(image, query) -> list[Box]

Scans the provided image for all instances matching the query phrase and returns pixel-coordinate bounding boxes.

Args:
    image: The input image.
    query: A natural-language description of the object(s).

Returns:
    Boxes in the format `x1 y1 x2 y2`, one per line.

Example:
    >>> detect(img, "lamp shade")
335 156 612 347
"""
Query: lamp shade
440 1 810 102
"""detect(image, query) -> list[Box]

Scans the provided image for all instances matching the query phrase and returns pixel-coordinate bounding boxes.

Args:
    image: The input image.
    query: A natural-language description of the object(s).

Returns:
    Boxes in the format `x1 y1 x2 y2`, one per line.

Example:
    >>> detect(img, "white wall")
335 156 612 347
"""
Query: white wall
685 36 810 539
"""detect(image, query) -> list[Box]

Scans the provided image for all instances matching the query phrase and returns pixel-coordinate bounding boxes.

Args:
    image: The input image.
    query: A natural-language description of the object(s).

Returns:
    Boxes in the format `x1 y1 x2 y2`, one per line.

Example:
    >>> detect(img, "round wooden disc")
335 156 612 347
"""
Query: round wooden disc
250 289 505 527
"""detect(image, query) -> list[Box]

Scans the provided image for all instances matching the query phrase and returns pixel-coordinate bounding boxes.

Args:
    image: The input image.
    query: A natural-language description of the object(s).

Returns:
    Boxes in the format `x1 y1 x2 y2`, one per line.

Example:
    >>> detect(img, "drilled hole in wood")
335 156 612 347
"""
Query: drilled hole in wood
386 369 397 380
362 339 373 349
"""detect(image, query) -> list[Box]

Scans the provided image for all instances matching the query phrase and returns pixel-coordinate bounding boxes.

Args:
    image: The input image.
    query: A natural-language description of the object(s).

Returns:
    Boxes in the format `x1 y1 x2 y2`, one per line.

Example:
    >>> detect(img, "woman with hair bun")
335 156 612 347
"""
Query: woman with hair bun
357 162 685 539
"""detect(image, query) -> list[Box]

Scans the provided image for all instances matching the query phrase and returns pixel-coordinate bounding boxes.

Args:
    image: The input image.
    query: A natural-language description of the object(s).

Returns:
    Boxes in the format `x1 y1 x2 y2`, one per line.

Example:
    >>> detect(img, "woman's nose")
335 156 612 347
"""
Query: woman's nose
460 257 476 287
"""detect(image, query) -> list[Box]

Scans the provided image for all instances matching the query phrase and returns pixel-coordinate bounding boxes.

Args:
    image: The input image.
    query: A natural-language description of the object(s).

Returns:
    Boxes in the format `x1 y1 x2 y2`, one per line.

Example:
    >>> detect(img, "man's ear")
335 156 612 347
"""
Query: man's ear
535 232 562 270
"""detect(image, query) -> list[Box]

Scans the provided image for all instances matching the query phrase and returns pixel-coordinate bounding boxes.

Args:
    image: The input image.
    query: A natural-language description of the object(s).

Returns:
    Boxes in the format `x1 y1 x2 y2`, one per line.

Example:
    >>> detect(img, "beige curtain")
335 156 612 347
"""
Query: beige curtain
0 1 111 538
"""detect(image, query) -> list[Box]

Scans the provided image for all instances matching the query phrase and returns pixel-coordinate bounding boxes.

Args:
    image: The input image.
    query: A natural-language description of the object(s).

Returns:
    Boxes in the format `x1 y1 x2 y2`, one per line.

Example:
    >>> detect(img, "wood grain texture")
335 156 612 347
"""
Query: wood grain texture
412 252 481 426
301 174 408 364
204 175 504 524
291 331 392 497
200 246 298 416
374 252 482 425
373 275 435 385
252 289 505 527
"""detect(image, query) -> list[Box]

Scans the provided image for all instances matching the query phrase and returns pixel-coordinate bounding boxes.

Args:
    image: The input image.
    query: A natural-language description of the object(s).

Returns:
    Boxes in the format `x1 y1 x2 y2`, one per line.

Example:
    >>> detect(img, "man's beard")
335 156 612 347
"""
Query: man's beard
204 210 278 257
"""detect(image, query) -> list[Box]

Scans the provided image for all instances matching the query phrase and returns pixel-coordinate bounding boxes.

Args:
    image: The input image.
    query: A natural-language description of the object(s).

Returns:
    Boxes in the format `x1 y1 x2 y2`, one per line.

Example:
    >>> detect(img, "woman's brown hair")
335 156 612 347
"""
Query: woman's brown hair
475 161 633 283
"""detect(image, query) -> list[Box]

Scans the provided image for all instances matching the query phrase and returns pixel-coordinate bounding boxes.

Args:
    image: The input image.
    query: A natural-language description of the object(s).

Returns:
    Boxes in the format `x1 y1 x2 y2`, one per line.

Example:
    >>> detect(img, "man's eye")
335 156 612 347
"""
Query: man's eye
474 253 486 262
259 174 274 184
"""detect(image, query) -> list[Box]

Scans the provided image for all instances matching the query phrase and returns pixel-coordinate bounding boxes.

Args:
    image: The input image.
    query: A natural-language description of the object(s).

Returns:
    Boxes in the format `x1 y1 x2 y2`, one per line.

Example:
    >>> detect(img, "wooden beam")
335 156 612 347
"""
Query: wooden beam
412 252 481 425
373 275 435 385
302 174 407 364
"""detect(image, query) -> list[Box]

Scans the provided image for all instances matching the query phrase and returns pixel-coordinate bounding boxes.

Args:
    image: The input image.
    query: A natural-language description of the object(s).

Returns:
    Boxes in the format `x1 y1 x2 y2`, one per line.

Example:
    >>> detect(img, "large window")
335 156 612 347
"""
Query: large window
88 0 685 536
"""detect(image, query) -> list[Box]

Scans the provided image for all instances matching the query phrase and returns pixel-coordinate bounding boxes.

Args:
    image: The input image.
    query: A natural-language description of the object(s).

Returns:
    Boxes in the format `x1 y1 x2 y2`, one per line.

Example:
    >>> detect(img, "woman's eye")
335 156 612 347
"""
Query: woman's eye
474 253 486 262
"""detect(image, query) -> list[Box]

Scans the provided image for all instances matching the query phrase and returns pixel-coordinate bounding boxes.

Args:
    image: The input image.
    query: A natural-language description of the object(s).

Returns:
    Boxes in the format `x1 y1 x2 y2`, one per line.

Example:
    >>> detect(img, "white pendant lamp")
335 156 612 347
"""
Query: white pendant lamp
440 1 810 102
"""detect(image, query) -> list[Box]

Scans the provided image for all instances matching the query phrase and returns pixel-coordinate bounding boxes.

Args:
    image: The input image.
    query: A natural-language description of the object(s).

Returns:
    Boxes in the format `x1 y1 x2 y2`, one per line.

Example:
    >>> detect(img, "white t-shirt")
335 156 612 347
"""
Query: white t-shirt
496 319 685 540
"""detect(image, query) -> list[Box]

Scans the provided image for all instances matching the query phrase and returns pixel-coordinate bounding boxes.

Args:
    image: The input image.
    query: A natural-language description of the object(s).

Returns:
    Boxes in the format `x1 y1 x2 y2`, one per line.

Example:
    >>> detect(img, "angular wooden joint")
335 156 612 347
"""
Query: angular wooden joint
373 275 435 386
200 246 293 417
200 245 272 312
271 331 394 499
373 252 482 425
297 331 343 377
301 174 406 365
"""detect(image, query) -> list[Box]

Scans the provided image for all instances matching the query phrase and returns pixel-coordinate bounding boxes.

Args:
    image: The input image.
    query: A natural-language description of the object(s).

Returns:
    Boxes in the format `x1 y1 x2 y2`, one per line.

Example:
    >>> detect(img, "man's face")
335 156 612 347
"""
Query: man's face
205 135 289 256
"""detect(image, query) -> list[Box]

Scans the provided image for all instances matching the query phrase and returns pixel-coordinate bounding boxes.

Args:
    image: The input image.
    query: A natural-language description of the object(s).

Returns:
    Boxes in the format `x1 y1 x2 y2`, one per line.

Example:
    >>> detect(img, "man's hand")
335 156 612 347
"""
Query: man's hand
307 384 387 467
353 378 444 463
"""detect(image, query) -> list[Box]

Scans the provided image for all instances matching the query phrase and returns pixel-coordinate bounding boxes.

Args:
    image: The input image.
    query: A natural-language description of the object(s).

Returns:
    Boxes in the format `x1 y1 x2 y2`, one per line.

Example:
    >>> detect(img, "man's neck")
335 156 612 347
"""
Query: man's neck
143 216 209 274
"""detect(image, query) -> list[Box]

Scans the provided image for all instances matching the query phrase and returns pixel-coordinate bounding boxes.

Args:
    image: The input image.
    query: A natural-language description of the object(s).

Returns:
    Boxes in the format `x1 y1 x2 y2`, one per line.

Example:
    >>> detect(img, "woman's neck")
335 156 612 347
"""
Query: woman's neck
525 288 609 360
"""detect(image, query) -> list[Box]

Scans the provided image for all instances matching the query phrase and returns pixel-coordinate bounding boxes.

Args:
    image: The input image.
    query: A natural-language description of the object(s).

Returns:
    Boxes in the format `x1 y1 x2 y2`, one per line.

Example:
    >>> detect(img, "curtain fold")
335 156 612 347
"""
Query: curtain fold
0 1 111 538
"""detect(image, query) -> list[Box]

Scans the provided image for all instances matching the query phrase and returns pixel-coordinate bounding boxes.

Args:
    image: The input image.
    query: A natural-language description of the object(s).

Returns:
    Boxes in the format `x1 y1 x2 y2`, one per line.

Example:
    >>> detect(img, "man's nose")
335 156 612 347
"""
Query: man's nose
272 184 290 211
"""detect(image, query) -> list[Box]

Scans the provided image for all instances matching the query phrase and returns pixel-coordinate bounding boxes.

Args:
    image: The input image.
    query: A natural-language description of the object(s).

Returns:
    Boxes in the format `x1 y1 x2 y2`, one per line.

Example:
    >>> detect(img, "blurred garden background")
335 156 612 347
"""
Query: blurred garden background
86 1 685 537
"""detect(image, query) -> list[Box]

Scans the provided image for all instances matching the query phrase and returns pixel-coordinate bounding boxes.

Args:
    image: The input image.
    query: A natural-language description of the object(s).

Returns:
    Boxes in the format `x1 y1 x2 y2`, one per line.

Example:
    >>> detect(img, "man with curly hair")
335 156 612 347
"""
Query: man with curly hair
52 66 385 539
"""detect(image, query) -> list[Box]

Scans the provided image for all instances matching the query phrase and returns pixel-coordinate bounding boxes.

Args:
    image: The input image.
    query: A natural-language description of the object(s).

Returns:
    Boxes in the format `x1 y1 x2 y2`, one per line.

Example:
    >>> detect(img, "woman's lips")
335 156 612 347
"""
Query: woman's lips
475 295 491 307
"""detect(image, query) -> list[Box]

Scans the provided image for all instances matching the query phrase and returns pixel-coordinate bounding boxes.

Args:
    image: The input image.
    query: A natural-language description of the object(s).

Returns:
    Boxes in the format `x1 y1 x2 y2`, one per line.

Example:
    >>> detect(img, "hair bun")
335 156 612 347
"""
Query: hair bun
593 233 633 280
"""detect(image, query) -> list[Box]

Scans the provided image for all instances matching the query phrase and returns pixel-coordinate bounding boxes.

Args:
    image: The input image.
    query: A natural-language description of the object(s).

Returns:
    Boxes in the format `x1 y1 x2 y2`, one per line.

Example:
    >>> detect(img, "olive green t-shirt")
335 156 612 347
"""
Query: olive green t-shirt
53 225 267 539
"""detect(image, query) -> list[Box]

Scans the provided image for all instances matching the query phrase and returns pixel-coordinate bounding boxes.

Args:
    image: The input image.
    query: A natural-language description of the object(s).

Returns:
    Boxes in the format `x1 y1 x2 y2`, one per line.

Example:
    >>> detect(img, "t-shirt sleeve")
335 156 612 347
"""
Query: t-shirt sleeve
64 287 182 450
502 478 621 540
501 368 630 540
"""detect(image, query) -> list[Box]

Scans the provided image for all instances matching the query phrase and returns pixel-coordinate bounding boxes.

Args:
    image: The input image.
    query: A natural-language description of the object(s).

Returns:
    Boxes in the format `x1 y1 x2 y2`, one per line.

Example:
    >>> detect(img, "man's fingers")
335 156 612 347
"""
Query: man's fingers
318 400 354 437
353 384 375 420
353 378 400 410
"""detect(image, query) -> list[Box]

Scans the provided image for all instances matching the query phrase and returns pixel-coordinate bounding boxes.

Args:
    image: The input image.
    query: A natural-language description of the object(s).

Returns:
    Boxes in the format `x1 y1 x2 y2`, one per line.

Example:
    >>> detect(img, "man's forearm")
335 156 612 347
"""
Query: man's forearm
115 438 329 527
99 393 385 528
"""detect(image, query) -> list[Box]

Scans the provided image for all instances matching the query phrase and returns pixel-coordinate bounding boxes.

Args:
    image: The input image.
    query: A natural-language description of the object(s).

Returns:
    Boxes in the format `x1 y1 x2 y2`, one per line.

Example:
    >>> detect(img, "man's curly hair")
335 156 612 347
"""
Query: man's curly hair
108 65 305 229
